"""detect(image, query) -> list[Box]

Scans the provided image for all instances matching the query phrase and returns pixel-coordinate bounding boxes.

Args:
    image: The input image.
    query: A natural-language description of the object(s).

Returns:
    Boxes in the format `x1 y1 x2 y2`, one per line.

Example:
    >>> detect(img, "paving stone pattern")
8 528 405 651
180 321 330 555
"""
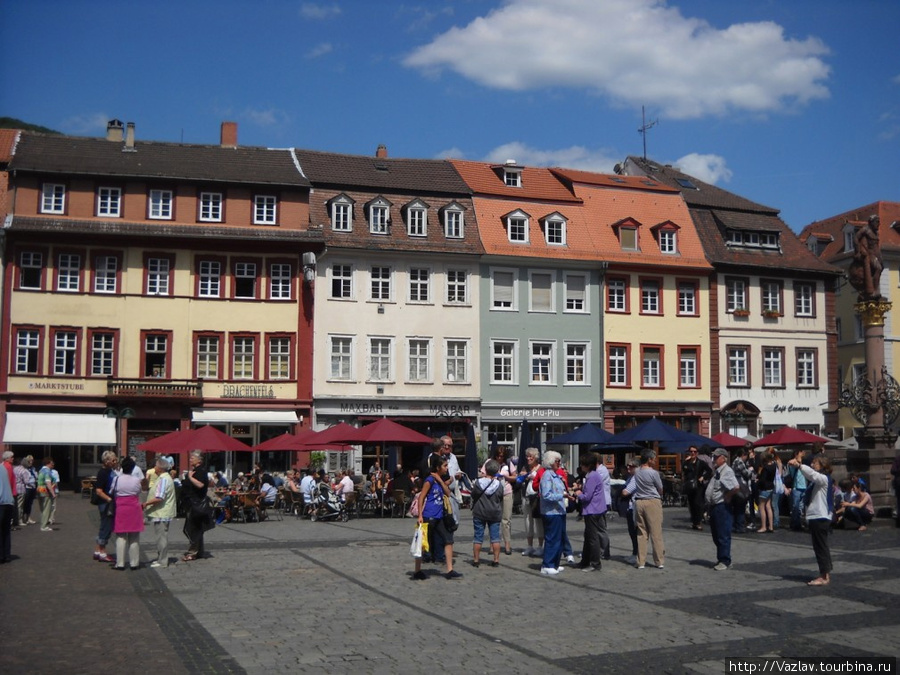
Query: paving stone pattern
2 494 898 674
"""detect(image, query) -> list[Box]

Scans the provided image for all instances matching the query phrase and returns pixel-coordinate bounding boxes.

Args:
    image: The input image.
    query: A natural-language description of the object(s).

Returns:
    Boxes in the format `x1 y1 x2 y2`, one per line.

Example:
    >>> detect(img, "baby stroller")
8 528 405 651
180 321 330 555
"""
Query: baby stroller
310 483 348 522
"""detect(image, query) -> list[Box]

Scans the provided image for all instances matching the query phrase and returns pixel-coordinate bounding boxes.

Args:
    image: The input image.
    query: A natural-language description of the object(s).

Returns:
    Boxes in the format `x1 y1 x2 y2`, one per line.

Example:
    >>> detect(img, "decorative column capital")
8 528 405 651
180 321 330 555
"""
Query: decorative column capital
854 299 892 327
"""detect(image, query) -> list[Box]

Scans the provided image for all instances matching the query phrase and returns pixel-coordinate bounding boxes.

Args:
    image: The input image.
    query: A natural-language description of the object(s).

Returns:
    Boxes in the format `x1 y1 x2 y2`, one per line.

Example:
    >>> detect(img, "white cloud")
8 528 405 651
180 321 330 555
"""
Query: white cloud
241 108 290 128
60 112 110 135
300 2 341 20
435 146 467 159
404 0 830 120
480 141 620 172
673 153 732 184
892 74 900 85
306 42 333 59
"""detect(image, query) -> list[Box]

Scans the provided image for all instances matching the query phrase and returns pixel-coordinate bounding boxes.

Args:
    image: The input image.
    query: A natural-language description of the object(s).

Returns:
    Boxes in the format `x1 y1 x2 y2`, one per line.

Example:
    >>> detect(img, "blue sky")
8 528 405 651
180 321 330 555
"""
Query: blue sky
2 0 898 230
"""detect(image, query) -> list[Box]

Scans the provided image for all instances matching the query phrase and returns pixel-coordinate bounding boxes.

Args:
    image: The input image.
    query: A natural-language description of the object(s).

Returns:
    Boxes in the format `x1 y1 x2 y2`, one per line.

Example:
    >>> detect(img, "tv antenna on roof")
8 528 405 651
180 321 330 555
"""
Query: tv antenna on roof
638 106 658 161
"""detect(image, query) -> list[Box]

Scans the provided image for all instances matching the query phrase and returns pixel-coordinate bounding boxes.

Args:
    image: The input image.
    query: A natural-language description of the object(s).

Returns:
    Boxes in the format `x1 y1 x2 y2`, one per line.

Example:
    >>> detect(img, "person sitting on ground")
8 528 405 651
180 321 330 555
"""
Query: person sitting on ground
836 478 874 531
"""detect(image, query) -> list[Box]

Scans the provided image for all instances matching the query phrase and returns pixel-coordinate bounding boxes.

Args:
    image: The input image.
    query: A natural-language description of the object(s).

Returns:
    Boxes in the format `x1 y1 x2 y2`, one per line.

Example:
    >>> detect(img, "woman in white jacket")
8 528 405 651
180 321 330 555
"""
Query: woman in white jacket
788 453 834 586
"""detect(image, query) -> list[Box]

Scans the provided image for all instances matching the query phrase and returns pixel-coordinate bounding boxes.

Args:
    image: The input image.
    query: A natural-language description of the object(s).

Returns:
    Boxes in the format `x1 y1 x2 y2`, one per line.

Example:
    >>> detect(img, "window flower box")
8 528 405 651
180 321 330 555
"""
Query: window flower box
732 308 750 317
761 309 782 318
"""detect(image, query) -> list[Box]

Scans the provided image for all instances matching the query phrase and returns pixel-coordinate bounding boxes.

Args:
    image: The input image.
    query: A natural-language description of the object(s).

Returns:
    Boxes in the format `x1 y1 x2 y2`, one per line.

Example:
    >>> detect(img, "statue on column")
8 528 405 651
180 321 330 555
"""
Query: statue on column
848 215 884 300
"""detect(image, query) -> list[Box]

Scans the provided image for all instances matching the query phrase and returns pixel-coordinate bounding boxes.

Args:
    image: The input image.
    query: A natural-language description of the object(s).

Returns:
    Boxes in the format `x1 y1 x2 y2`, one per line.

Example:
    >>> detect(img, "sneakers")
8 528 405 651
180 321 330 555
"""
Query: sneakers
445 570 463 580
40 526 52 532
556 566 566 573
521 547 534 556
636 564 645 569
566 555 576 564
150 561 167 568
26 519 36 525
540 567 560 576
657 564 665 569
412 570 427 581
713 562 730 571
97 554 116 563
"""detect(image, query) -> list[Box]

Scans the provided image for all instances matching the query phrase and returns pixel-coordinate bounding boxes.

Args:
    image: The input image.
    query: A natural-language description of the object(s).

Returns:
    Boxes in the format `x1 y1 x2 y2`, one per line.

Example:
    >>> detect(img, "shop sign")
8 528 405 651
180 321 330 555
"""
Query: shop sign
500 408 561 418
28 381 85 391
772 404 811 413
221 384 275 399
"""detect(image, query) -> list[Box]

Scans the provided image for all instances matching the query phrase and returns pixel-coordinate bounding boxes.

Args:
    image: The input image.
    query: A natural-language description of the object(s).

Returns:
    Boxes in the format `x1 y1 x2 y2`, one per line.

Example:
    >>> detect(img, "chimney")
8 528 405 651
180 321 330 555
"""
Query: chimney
106 119 124 142
124 122 135 151
221 121 238 148
375 144 388 159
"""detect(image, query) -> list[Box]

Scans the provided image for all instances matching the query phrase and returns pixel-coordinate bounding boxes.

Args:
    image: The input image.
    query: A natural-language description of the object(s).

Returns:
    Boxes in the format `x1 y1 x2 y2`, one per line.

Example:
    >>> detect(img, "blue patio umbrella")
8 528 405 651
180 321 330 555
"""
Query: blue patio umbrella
605 417 692 446
658 430 717 455
517 420 532 472
547 423 615 446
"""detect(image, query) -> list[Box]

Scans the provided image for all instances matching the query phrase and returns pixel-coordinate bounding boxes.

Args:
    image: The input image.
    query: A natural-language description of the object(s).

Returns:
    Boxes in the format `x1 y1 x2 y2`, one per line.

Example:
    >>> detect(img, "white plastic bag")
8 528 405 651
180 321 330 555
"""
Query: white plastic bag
410 522 424 558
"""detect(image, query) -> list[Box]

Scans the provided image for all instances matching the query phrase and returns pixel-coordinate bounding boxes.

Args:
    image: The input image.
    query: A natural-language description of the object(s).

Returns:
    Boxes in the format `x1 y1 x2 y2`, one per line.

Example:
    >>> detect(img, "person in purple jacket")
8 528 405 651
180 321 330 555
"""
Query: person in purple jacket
573 452 607 572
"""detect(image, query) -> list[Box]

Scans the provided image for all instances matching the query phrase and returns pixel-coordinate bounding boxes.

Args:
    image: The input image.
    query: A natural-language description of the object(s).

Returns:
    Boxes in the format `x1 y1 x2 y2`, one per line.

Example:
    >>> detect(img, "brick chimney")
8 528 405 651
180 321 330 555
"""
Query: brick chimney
124 122 135 151
106 119 124 142
375 144 388 159
221 121 238 148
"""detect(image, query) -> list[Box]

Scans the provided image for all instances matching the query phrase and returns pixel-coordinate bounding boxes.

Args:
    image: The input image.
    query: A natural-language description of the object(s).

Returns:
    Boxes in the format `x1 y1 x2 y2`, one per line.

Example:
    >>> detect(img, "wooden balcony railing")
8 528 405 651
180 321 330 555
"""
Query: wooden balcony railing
107 378 203 399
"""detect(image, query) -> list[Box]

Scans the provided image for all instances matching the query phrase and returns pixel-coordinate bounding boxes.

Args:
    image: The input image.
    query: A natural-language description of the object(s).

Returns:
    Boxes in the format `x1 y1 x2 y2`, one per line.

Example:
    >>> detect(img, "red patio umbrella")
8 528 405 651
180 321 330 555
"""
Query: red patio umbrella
136 427 187 453
753 427 831 448
302 422 360 447
149 425 252 455
339 418 433 445
251 430 317 451
711 432 751 449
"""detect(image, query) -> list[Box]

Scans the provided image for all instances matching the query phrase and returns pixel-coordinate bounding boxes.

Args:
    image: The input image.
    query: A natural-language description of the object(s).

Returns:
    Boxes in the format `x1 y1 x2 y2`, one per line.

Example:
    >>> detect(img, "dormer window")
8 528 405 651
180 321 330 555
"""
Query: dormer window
403 199 429 237
366 196 392 235
328 194 355 232
651 221 680 254
504 209 531 244
612 217 642 251
842 224 856 253
440 201 465 239
726 229 780 250
541 212 567 246
495 160 523 187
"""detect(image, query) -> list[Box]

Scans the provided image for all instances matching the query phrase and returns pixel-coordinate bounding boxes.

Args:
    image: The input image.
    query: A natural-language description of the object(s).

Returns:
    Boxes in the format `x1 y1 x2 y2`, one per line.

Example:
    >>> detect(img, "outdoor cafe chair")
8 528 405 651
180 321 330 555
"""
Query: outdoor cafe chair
392 490 410 518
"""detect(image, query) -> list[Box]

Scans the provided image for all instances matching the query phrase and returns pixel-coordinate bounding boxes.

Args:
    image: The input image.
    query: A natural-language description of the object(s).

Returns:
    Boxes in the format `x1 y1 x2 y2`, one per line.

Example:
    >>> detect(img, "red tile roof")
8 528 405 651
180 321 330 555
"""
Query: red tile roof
0 129 20 163
450 159 580 202
800 201 900 260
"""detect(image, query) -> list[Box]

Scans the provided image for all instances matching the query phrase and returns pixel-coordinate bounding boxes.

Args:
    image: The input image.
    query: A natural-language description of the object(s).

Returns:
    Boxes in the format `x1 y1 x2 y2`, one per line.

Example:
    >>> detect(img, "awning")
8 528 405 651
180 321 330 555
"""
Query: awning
191 410 300 424
3 412 117 445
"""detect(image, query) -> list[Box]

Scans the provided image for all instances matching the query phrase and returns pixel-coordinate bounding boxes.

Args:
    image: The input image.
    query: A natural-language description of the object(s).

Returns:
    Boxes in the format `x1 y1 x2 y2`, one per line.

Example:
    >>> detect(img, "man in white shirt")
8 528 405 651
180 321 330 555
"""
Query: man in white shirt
334 470 354 501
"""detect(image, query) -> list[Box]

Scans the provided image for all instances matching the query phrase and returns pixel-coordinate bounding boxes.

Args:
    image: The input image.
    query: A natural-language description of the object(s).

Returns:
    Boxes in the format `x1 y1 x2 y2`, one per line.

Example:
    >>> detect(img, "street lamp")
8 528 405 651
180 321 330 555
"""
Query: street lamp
104 406 136 457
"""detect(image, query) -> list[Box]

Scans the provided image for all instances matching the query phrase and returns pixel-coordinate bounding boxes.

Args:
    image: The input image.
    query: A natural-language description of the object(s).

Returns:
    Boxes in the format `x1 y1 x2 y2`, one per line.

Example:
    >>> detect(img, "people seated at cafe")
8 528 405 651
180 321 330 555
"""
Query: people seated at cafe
334 470 355 501
285 470 303 493
258 479 278 509
232 472 248 490
215 471 229 488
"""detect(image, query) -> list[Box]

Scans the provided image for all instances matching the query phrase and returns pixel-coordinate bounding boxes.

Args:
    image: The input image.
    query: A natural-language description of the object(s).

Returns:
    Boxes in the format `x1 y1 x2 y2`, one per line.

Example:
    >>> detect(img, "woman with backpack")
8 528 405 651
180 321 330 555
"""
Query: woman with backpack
470 459 504 567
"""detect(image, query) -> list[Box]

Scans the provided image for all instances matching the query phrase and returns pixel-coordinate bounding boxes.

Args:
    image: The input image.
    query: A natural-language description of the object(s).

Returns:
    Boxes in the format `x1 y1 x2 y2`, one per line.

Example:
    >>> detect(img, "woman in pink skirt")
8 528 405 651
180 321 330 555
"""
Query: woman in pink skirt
113 457 145 570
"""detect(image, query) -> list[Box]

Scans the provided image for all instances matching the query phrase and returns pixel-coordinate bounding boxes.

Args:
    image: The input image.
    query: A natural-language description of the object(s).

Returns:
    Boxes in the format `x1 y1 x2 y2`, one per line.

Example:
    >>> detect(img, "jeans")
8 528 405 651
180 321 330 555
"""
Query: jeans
541 514 564 570
709 502 733 566
472 518 500 544
790 488 806 530
96 503 114 546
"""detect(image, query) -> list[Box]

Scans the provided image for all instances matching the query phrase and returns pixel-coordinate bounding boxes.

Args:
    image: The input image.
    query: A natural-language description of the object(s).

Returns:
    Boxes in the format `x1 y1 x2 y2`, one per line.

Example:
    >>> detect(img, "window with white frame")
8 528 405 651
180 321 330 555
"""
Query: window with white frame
409 267 430 303
97 187 122 217
530 341 554 384
144 333 168 378
530 272 553 312
330 336 353 380
563 273 586 312
269 263 292 300
763 347 784 387
795 282 814 317
199 192 223 222
727 347 748 386
852 363 867 385
506 211 529 243
406 203 427 237
608 345 628 386
198 260 222 298
57 253 81 292
843 226 856 253
41 183 66 214
368 199 390 234
234 262 258 299
679 348 698 387
407 338 431 382
445 339 468 383
565 342 588 384
196 335 220 379
368 337 393 382
147 257 170 295
492 270 515 309
331 264 353 300
268 336 291 380
607 278 627 312
232 336 256 380
642 347 662 387
91 332 115 376
796 349 817 388
53 330 78 375
253 195 277 224
19 251 44 289
446 269 467 304
16 329 40 374
543 215 566 245
659 229 677 254
370 266 391 301
640 279 660 314
678 282 697 315
492 340 517 384
443 205 464 239
761 280 782 314
149 189 173 219
94 255 118 293
331 199 353 232
504 168 522 187
726 278 748 312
